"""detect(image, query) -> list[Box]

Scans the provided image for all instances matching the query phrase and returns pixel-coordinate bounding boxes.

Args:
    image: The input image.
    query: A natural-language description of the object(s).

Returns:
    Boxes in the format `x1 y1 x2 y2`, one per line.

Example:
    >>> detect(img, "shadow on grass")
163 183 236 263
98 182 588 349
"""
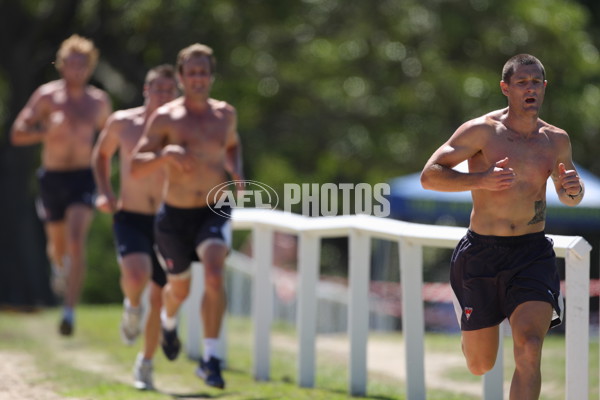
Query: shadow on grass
160 390 220 398
268 375 399 400
165 392 278 400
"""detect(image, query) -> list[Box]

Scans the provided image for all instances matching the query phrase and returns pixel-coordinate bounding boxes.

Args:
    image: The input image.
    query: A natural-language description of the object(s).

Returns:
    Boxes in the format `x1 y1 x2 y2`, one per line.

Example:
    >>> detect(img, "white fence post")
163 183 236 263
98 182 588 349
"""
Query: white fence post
399 239 426 400
209 209 594 398
296 232 320 387
565 240 591 400
348 229 370 396
252 225 274 381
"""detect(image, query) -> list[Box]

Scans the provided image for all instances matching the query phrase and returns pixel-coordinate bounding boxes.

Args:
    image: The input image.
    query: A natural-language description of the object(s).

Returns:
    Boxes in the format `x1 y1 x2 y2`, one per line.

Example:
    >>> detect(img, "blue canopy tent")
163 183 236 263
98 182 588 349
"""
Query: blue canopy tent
387 162 600 234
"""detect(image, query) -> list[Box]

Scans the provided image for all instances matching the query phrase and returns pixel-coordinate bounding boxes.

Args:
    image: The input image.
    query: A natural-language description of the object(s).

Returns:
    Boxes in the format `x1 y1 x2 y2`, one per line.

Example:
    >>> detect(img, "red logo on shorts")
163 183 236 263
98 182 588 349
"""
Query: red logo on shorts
464 307 473 320
166 258 174 270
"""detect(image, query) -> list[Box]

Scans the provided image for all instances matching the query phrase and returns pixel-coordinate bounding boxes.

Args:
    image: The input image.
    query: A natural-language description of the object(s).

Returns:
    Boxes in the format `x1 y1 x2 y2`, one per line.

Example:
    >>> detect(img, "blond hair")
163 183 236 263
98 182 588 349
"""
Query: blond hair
55 34 99 71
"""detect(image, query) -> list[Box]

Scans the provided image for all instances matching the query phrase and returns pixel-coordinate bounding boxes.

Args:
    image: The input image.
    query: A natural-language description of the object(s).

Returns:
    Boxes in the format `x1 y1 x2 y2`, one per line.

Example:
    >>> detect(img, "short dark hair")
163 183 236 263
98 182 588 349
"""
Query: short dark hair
145 64 175 85
501 54 545 83
176 43 216 75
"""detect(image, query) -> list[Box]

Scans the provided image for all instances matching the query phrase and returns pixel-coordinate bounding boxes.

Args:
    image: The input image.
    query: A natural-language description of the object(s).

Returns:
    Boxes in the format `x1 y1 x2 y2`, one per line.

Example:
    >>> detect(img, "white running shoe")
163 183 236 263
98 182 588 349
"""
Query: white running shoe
120 301 143 345
133 353 154 390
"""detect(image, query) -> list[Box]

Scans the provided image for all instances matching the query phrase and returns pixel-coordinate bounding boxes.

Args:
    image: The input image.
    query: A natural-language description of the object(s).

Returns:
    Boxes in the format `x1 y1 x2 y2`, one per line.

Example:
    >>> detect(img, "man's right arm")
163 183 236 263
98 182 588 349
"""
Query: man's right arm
131 109 195 179
420 121 516 193
130 112 173 179
11 88 48 146
91 113 120 213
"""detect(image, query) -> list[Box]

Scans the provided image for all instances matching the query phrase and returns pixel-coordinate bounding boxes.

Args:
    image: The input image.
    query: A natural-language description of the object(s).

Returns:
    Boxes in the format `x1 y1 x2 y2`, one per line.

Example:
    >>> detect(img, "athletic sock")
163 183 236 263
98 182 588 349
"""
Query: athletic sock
62 307 74 323
160 308 177 330
203 338 220 362
124 298 140 311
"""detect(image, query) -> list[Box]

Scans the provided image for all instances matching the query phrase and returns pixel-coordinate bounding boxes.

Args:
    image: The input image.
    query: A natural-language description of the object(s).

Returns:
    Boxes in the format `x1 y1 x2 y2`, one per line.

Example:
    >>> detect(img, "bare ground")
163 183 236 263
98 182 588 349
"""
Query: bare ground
0 351 83 400
4 314 566 400
0 325 476 400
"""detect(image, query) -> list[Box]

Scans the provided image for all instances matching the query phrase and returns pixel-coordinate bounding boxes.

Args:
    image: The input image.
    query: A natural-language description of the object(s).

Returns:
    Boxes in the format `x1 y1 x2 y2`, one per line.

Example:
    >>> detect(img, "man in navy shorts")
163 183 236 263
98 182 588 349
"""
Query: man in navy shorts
421 54 584 399
11 34 112 336
451 230 563 332
131 43 244 390
154 205 232 280
92 64 178 390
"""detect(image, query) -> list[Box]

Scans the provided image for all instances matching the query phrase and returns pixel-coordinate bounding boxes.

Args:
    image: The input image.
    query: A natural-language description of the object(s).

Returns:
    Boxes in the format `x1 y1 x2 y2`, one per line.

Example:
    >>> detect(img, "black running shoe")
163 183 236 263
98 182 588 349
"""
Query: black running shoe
161 326 180 361
196 357 225 389
59 318 73 336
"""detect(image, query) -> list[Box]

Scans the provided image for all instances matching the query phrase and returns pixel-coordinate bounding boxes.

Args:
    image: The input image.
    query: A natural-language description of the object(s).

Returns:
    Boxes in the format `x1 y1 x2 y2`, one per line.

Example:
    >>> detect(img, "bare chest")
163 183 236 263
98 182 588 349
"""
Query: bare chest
482 131 556 181
47 92 101 139
171 114 228 154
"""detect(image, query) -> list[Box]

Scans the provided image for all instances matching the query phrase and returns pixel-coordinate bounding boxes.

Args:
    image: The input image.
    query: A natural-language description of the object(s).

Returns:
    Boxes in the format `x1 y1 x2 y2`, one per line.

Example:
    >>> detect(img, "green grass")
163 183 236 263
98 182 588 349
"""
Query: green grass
0 305 597 399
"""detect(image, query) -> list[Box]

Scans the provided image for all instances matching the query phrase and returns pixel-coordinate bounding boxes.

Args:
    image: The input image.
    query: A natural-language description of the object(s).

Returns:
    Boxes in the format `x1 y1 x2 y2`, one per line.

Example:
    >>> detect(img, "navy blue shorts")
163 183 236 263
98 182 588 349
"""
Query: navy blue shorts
36 168 95 222
450 230 563 331
154 203 231 276
113 210 166 287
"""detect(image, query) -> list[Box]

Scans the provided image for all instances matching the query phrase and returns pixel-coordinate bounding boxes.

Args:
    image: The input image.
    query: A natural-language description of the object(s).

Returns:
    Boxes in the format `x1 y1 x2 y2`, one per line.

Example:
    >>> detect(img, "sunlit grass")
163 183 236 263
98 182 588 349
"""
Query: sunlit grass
0 305 597 400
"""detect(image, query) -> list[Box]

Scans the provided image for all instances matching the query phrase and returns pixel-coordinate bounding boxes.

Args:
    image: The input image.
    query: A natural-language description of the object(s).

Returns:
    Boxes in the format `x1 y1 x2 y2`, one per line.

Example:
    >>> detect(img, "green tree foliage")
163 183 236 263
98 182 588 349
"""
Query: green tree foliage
0 0 598 303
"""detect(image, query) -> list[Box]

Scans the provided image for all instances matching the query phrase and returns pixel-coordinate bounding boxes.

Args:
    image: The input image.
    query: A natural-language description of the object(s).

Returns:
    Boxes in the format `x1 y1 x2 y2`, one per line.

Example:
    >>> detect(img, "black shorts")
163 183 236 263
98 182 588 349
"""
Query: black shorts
450 230 563 331
113 210 166 287
36 168 95 222
154 203 231 276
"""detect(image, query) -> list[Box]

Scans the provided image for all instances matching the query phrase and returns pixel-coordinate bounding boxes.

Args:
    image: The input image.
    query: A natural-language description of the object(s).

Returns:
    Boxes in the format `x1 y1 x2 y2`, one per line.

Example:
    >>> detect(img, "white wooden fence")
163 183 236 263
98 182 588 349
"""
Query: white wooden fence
183 208 593 399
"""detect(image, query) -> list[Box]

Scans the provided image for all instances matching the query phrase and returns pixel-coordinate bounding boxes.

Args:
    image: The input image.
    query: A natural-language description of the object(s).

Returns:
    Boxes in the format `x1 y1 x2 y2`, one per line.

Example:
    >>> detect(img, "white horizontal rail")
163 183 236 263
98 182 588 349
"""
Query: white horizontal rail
185 208 592 399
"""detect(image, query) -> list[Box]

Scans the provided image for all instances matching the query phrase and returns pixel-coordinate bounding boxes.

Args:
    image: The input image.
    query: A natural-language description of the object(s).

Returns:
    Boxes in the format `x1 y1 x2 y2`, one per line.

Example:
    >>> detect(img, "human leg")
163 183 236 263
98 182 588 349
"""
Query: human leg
45 221 67 265
119 253 151 344
195 240 228 389
64 204 94 308
120 253 152 308
199 241 228 342
45 221 68 295
162 274 191 325
508 301 552 400
143 281 163 360
59 204 93 335
133 281 163 390
461 324 500 375
160 274 190 360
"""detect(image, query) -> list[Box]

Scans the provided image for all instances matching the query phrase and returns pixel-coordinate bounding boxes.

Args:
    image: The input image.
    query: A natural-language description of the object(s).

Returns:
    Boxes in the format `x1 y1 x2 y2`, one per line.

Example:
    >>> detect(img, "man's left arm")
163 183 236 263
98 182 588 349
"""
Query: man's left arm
224 108 244 183
552 131 584 206
95 91 113 133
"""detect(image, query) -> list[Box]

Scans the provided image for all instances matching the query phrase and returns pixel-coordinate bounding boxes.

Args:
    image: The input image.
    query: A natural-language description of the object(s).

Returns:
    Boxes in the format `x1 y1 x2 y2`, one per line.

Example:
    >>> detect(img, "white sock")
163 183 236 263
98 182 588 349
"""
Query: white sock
160 308 177 330
124 298 140 312
204 338 220 361
137 352 152 364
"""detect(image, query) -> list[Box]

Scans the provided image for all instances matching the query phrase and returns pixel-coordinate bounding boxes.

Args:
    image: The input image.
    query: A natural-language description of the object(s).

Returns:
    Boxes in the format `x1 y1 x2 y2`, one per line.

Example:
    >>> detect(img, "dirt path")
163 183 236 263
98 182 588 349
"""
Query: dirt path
0 351 83 400
3 327 566 400
1 336 476 400
271 333 484 397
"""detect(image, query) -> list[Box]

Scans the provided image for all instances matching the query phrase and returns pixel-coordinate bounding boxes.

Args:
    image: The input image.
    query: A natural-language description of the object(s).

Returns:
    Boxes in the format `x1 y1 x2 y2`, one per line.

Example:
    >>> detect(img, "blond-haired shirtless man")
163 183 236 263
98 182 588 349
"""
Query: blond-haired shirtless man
131 43 244 389
11 34 112 336
92 64 178 390
421 54 584 400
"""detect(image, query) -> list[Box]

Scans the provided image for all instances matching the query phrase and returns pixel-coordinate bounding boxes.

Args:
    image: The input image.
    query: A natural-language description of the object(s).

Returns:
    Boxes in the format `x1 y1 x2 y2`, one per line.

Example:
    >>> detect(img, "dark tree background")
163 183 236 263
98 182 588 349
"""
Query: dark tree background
0 0 598 306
